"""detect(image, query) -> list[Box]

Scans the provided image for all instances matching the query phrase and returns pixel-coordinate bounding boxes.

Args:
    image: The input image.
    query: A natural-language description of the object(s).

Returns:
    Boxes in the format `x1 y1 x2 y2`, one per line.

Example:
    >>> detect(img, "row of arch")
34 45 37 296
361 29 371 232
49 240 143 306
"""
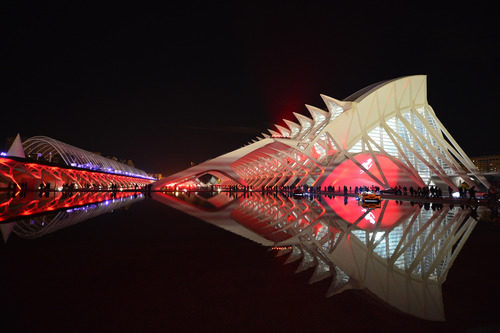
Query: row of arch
23 136 152 179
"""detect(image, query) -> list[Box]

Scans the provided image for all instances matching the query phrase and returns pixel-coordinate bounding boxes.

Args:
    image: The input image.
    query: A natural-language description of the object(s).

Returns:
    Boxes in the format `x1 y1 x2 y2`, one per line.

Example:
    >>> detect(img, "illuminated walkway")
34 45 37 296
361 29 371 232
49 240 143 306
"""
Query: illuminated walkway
0 134 155 191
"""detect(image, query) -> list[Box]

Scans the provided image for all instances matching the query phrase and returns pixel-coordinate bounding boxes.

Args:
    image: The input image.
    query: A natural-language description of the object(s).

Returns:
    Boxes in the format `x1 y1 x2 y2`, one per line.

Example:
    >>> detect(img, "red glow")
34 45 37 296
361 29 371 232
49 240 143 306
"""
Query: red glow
321 153 420 189
0 157 152 192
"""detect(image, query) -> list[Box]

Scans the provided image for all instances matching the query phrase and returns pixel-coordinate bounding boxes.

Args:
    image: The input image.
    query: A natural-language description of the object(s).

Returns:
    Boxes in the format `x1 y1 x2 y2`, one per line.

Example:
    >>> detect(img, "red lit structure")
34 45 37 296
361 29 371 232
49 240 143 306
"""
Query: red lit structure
0 135 154 191
0 157 153 191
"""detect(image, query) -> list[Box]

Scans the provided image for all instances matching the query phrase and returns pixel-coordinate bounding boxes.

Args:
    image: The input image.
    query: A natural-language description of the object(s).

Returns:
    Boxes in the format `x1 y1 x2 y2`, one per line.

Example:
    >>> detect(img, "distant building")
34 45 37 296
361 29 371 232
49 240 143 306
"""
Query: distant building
150 173 163 180
471 155 500 173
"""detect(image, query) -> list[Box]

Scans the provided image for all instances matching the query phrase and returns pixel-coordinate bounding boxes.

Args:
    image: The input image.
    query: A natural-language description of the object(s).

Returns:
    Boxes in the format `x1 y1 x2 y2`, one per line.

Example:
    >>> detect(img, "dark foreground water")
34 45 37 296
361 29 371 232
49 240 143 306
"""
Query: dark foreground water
2 194 500 332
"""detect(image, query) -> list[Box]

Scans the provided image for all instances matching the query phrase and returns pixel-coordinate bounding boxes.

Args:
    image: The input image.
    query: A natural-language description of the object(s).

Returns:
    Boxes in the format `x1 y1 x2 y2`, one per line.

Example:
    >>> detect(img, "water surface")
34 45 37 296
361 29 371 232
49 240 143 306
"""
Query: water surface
1 191 500 331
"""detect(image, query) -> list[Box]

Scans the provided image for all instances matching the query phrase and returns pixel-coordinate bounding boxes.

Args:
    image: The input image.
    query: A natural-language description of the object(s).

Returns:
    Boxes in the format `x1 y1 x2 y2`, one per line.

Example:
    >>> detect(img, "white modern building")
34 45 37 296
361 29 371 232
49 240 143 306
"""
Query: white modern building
155 75 488 192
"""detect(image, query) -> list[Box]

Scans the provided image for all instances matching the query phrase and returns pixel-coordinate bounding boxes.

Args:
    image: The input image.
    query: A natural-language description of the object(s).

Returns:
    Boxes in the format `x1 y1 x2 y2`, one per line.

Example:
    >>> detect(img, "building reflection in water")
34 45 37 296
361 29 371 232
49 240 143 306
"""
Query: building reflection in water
153 191 478 321
0 191 143 241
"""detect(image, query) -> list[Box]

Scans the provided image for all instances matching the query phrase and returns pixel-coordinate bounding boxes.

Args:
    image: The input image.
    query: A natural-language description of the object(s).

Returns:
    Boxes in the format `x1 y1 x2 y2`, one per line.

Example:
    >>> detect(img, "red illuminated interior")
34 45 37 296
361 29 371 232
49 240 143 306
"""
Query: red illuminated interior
1 157 152 190
321 153 422 189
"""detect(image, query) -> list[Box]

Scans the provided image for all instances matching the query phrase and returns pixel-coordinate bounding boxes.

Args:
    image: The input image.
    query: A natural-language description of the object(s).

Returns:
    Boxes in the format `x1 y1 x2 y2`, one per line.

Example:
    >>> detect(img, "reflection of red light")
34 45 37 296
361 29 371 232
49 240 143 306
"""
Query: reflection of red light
321 153 420 189
0 192 137 222
323 196 414 230
314 223 323 233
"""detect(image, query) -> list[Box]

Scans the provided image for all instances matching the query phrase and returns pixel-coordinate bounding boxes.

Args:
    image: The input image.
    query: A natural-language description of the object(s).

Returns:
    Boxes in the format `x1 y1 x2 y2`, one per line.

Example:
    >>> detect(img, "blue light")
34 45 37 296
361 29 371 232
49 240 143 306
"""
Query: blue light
65 158 155 180
0 152 7 156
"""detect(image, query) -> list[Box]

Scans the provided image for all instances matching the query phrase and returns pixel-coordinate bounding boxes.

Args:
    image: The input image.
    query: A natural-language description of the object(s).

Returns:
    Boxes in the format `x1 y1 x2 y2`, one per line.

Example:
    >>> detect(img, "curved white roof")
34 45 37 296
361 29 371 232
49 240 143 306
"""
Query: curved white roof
23 136 153 179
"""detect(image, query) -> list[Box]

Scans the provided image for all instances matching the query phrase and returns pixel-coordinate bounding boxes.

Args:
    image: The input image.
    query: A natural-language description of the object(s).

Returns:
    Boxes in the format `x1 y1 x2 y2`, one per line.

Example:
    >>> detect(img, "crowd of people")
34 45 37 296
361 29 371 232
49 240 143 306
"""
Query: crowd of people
201 182 500 204
4 178 500 206
217 183 451 199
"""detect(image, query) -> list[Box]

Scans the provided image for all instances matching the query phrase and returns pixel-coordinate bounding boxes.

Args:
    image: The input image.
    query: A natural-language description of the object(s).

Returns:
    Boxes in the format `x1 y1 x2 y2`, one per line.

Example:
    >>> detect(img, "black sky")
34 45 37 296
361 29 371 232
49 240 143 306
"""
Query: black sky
3 1 498 175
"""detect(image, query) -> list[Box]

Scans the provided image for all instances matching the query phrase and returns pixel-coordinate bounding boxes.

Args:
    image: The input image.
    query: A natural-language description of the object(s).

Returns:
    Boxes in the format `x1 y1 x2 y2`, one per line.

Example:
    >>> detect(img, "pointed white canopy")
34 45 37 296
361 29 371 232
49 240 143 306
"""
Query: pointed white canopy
7 133 25 158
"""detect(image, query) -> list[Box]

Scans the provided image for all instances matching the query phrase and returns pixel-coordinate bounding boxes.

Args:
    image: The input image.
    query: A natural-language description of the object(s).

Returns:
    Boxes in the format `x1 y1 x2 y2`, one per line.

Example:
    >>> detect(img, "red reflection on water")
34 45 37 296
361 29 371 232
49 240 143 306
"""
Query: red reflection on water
0 192 137 222
323 196 415 230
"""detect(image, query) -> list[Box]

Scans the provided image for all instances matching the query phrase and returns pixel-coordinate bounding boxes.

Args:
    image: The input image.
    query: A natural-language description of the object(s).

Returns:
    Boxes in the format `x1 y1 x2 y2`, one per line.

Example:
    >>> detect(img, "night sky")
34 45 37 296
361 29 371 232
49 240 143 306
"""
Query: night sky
3 2 498 176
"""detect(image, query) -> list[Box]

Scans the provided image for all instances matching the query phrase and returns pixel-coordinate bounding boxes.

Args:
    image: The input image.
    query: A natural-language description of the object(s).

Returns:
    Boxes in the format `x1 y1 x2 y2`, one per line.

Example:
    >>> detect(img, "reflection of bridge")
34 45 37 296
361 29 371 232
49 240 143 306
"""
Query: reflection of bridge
0 135 155 191
153 191 477 321
0 191 143 241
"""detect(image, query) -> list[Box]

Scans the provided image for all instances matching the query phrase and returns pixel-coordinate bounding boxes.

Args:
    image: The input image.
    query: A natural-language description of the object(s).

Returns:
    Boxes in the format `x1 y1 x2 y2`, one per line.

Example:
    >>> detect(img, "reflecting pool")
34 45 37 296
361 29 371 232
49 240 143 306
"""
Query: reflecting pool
2 191 500 331
153 191 477 321
1 191 144 241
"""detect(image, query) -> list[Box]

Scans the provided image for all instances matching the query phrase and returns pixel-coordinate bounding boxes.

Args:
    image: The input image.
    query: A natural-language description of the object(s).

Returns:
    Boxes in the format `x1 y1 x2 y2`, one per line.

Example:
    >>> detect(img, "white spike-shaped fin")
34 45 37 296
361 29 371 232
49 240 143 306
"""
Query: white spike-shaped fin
320 95 348 120
309 257 332 284
261 132 270 138
305 105 329 126
283 119 301 139
7 133 25 158
295 248 316 273
325 266 357 297
268 129 281 137
275 124 290 137
293 113 313 136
